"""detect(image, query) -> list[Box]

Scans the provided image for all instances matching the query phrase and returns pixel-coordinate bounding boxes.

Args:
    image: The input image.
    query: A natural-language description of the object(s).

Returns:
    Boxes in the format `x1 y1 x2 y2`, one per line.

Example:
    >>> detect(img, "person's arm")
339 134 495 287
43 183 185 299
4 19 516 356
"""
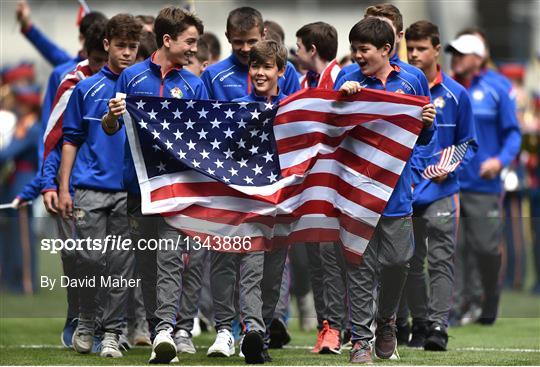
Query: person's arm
15 173 42 203
200 69 215 100
57 143 77 218
40 144 62 214
16 0 72 66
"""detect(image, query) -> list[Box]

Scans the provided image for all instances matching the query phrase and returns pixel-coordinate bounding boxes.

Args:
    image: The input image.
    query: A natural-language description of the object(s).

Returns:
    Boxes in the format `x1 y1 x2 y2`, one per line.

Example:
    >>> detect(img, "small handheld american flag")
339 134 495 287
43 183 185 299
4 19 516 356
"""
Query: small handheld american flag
422 139 474 180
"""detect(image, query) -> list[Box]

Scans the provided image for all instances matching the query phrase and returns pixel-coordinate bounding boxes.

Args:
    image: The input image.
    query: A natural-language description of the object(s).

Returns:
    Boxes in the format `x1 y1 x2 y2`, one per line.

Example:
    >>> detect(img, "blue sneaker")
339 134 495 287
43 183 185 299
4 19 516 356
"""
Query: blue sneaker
61 318 78 348
92 334 102 353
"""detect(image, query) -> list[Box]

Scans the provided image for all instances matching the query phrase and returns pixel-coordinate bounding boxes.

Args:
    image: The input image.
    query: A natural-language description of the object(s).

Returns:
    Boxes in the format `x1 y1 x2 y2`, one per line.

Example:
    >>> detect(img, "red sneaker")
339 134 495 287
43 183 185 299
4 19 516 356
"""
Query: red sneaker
311 325 326 353
319 321 341 354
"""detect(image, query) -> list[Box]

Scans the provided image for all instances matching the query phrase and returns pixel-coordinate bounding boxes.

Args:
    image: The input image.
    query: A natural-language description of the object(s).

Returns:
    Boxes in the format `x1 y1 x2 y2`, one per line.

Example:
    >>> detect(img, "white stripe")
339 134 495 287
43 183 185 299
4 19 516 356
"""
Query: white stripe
340 227 370 255
82 76 106 100
177 71 194 94
210 65 236 84
274 118 417 150
279 136 406 175
127 68 150 88
277 98 423 120
43 88 74 142
440 83 459 104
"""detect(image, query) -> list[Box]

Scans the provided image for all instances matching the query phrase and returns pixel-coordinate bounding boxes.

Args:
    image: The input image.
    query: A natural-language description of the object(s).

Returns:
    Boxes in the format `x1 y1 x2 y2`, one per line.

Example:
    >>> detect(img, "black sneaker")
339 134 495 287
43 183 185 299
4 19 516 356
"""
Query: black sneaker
262 349 273 362
396 321 410 345
374 318 397 359
242 331 265 364
407 320 428 348
424 324 448 351
268 319 291 349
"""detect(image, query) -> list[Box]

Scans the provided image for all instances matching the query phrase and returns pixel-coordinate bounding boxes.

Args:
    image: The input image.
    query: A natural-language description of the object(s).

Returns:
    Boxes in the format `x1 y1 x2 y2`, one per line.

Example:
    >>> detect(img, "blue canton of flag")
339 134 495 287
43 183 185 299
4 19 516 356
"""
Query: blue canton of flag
125 96 282 186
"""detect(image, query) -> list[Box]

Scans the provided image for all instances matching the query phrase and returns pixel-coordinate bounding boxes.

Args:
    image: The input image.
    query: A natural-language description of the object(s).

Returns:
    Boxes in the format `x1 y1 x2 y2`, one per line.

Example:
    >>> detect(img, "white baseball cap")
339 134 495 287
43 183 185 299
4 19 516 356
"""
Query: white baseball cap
445 34 486 58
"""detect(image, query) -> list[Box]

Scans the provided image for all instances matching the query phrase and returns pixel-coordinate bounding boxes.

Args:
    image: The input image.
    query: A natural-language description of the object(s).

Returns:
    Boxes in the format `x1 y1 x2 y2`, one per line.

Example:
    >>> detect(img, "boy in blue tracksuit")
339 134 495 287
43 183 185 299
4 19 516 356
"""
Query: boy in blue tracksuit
229 40 288 365
102 7 208 364
57 14 143 358
334 17 436 364
445 34 521 325
198 7 300 362
396 21 478 351
200 7 300 101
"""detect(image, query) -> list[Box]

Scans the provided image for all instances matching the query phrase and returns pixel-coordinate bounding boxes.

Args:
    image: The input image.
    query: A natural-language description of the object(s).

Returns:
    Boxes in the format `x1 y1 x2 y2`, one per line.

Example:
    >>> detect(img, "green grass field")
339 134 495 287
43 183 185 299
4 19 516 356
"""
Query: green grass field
1 248 539 365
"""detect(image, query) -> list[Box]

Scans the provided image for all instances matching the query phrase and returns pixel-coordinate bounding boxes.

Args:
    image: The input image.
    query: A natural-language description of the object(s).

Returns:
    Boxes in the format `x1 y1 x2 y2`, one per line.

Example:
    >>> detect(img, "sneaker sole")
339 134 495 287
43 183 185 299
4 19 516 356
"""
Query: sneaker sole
424 339 447 351
150 341 177 364
177 346 197 354
242 332 265 364
207 349 233 357
319 346 342 355
100 349 123 358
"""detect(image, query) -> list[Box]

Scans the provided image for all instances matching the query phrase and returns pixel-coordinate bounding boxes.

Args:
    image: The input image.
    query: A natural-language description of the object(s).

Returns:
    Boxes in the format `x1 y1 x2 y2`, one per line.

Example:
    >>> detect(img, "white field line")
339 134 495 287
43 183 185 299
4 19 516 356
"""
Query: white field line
1 345 539 353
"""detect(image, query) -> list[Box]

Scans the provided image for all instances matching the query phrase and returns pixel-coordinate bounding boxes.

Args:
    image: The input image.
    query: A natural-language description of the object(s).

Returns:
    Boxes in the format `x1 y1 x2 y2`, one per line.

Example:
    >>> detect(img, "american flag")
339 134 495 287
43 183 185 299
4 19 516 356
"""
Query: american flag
422 139 473 180
123 89 426 259
43 60 92 161
76 0 91 25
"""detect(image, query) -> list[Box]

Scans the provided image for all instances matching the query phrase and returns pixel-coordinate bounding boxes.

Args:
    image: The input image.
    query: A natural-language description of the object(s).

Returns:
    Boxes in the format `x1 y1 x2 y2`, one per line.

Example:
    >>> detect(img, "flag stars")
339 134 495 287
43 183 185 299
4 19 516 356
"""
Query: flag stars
197 108 208 119
197 128 208 140
148 109 158 120
250 109 261 120
214 159 224 168
136 100 146 109
238 158 248 168
207 167 215 175
237 138 246 149
224 128 234 139
151 130 161 139
228 167 238 176
263 151 273 162
172 109 183 119
252 164 263 175
259 132 269 142
160 100 170 109
222 176 231 183
173 129 183 140
164 139 173 150
249 129 259 137
243 176 254 184
177 149 187 159
187 140 197 150
224 149 234 159
200 149 210 159
267 172 278 183
238 102 249 109
138 119 148 129
210 139 221 150
156 161 166 172
160 119 170 130
212 101 222 109
191 159 200 168
262 118 271 126
186 100 196 109
249 145 259 155
224 108 235 118
210 118 222 129
185 119 196 130
264 102 274 110
152 144 161 151
236 118 247 129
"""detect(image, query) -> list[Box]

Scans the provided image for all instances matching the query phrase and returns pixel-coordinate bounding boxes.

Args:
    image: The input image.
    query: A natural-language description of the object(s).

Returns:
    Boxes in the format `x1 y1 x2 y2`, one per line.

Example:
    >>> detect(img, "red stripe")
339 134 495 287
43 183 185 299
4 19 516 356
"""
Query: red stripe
151 172 387 214
43 113 65 159
279 88 428 109
277 125 412 160
282 147 400 188
274 109 423 135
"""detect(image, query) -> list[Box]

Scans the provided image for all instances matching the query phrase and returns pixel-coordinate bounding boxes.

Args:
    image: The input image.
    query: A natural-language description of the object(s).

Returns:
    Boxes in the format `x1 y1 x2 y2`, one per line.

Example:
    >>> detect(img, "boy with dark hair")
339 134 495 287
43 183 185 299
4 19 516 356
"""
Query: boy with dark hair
264 20 285 44
296 22 341 90
200 6 300 101
102 6 208 364
223 40 288 365
335 17 436 364
57 13 142 358
136 31 158 62
200 32 221 64
295 20 345 355
186 39 210 76
394 20 477 351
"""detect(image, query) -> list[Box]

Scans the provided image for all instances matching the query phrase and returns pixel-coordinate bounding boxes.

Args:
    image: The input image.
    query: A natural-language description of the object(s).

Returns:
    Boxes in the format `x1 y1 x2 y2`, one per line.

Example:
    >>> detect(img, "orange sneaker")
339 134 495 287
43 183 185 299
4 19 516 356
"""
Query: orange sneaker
319 320 341 354
311 325 326 353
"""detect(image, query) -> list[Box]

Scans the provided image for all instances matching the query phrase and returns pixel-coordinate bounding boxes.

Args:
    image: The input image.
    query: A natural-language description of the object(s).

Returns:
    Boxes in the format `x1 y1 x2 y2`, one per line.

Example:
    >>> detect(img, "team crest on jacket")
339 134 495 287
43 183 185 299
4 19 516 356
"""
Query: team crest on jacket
434 96 446 109
170 87 183 99
472 90 484 101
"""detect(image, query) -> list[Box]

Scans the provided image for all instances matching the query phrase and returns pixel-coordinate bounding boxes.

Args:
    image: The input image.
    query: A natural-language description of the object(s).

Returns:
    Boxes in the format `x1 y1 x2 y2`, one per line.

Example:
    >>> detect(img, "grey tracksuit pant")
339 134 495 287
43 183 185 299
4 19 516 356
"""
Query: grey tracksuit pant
397 195 459 327
73 188 130 334
127 193 186 334
346 216 414 343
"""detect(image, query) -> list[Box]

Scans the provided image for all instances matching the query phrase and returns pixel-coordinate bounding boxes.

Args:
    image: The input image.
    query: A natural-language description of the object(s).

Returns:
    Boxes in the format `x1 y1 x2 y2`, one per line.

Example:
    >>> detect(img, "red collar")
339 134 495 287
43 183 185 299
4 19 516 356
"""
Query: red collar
431 65 443 87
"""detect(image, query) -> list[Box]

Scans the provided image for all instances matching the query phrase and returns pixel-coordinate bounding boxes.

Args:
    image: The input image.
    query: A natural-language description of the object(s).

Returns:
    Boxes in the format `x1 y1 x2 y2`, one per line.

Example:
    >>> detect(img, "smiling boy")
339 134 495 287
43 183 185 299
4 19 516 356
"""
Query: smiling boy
335 17 435 363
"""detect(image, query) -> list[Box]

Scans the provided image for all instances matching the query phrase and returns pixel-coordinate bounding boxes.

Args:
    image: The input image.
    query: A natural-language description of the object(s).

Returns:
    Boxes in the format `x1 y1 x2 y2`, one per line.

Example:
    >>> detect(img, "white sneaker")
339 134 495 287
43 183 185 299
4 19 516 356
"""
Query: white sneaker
207 329 235 357
149 328 177 364
100 332 123 358
174 329 196 354
191 317 202 337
